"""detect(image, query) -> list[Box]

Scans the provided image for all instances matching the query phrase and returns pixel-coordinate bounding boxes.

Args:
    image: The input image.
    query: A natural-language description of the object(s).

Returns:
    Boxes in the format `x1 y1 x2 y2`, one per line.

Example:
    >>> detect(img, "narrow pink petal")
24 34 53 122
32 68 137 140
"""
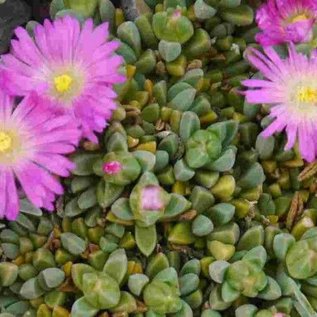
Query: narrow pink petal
242 79 274 88
0 169 7 219
5 171 19 221
261 118 286 137
40 172 64 195
298 125 315 162
13 27 45 66
38 143 76 154
245 90 281 104
15 164 46 207
0 89 14 123
285 123 297 150
33 154 75 177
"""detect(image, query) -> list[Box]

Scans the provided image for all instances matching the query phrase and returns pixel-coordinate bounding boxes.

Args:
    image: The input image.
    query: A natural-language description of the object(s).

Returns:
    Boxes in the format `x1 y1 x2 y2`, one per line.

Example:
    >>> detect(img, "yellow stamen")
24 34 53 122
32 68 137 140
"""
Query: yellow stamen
296 87 317 103
0 132 12 152
292 13 309 23
54 74 73 93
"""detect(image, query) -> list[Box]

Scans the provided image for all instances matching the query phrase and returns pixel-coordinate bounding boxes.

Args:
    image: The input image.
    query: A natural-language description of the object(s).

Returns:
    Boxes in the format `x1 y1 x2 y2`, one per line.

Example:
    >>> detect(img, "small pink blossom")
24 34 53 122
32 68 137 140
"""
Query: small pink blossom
274 313 285 317
243 45 317 162
0 90 80 220
172 9 182 20
255 0 317 46
141 186 164 210
0 16 125 142
103 161 122 175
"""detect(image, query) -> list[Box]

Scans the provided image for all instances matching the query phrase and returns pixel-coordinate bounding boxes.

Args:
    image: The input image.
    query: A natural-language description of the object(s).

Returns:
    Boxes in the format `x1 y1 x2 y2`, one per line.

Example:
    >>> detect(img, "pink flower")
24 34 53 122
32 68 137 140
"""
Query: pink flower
0 16 125 142
141 186 164 210
103 161 122 175
0 90 80 220
243 45 317 162
255 0 317 46
172 9 182 20
274 313 285 317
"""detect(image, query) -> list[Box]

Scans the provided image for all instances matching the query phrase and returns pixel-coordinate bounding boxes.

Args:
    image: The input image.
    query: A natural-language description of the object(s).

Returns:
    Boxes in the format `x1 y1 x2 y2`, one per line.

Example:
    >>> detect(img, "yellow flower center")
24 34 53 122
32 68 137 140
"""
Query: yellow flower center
291 13 309 23
296 87 317 103
0 131 12 153
54 74 73 93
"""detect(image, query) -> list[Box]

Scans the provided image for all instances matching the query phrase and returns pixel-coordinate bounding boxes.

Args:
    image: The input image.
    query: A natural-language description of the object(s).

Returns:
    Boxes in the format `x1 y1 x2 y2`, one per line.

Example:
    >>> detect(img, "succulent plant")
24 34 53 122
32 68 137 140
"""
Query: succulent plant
2 0 317 316
210 246 281 302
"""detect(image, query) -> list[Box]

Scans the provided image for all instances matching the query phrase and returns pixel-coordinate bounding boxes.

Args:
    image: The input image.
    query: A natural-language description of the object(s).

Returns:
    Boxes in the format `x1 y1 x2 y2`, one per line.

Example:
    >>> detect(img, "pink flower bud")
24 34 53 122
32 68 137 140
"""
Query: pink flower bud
141 186 164 210
103 161 122 175
172 9 182 20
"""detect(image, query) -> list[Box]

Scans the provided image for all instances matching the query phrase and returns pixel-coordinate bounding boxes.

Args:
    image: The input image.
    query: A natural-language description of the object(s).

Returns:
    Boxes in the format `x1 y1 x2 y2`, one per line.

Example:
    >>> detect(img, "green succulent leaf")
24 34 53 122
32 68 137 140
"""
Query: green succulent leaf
111 197 134 220
97 180 124 209
235 304 258 317
180 259 201 276
257 276 281 300
185 130 222 169
209 284 232 311
209 260 230 283
179 273 199 296
152 10 194 44
172 300 193 317
143 280 182 314
192 215 214 237
128 273 150 296
37 268 65 290
226 260 267 298
72 154 101 176
153 267 179 289
71 297 99 317
220 5 254 26
159 40 182 62
82 272 121 309
221 280 240 302
71 264 96 291
146 253 170 279
162 193 191 219
64 0 98 17
207 120 239 147
135 224 157 257
133 150 156 172
194 0 217 19
103 248 128 284
242 246 267 270
60 232 87 256
0 263 18 287
110 291 137 313
117 21 142 56
273 233 296 261
286 238 317 279
20 278 45 300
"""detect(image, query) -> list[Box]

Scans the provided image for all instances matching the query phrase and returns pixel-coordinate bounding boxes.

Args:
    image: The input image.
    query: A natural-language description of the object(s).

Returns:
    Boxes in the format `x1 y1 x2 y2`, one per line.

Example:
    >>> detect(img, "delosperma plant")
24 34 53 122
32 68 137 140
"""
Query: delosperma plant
1 0 317 316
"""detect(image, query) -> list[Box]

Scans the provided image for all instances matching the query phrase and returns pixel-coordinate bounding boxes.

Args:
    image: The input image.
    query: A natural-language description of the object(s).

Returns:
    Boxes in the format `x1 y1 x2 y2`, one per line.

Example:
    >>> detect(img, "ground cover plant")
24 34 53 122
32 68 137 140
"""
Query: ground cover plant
1 0 317 316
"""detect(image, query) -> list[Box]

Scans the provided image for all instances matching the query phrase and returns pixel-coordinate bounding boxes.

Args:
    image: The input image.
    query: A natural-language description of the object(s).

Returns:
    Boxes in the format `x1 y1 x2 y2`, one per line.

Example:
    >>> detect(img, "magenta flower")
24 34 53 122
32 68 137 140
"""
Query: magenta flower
0 91 80 220
172 9 182 20
243 46 317 162
141 186 165 211
0 16 125 142
256 0 317 46
103 161 122 175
